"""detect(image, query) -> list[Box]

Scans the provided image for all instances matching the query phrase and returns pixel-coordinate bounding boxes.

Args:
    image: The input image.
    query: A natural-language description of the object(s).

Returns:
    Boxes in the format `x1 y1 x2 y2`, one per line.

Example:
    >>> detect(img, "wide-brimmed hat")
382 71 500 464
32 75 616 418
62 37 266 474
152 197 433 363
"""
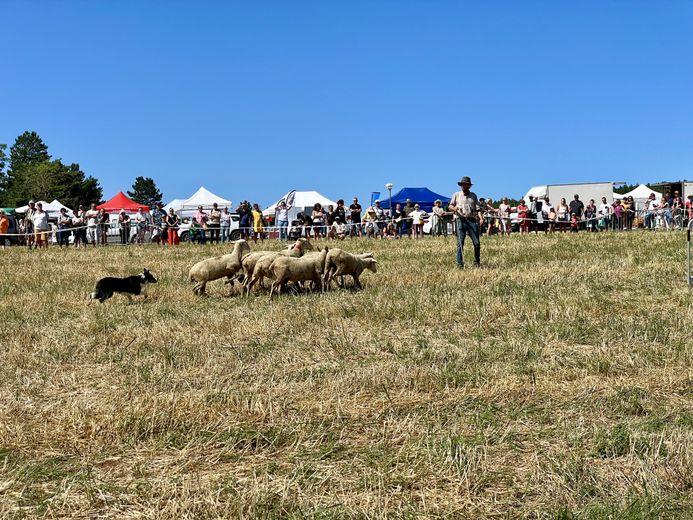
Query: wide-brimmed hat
457 176 472 186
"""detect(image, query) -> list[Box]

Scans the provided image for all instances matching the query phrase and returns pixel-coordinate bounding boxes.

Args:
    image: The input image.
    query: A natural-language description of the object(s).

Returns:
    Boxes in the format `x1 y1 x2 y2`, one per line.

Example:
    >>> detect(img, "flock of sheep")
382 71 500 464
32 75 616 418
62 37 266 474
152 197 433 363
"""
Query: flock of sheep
187 238 378 298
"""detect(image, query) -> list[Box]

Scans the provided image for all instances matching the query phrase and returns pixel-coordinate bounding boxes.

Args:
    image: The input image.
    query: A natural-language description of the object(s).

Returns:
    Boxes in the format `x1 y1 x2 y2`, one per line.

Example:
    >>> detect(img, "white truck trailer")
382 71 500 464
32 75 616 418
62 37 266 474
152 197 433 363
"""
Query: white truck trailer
524 182 614 206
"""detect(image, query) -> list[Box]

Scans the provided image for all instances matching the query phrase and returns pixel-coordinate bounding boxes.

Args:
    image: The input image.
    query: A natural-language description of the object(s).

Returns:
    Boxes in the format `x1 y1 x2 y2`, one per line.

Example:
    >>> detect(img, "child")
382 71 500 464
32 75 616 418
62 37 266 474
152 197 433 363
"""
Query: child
410 204 427 239
570 213 579 232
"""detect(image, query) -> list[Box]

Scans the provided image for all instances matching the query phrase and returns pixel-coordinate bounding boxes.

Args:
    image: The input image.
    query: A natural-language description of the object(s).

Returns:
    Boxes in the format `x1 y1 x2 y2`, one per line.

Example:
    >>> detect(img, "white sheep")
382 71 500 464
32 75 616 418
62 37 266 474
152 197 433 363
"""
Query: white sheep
323 248 377 290
188 240 251 296
242 238 312 295
268 248 330 299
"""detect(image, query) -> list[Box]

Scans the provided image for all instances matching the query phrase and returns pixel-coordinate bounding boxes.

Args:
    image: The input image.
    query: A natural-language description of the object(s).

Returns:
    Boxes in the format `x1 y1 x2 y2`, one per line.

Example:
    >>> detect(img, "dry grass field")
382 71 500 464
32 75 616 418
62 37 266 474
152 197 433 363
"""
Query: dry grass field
0 232 691 518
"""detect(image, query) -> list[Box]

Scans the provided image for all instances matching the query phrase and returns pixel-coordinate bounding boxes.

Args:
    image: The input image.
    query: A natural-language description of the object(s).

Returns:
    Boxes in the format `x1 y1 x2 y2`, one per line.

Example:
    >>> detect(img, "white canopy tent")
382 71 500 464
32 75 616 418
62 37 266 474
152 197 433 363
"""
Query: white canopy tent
618 184 662 210
180 187 232 210
16 199 74 215
523 185 547 201
163 198 185 213
263 190 337 221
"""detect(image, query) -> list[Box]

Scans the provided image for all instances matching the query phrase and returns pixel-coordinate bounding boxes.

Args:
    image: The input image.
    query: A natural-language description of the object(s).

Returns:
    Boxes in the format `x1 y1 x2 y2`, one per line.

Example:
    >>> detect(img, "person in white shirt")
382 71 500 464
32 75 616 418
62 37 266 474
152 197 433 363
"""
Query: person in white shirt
275 201 292 241
644 194 659 229
409 204 428 239
135 208 149 243
498 198 511 236
32 202 49 248
85 203 100 246
597 197 612 231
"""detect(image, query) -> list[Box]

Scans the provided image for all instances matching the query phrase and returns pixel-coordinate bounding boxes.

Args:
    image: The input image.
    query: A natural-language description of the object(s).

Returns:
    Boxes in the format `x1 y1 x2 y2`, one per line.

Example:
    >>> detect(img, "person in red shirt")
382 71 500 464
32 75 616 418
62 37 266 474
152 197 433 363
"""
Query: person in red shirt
516 199 529 235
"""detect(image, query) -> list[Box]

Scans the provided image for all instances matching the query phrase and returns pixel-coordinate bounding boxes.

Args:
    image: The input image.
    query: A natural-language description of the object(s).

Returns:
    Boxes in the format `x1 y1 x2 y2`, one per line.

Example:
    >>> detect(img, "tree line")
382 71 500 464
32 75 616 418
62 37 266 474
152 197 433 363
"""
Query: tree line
0 131 164 209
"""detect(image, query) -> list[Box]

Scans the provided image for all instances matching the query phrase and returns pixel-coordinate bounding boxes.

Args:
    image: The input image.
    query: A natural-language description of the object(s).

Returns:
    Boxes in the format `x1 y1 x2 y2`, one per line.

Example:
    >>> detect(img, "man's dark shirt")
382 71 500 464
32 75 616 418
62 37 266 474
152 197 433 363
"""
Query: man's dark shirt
569 199 584 217
349 203 362 223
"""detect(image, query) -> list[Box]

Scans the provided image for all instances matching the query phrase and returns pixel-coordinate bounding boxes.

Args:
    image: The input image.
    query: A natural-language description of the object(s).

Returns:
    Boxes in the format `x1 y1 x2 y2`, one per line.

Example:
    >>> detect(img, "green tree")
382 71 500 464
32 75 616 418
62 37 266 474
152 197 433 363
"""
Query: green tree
128 176 163 205
0 144 7 194
9 131 50 170
0 131 102 207
614 183 639 195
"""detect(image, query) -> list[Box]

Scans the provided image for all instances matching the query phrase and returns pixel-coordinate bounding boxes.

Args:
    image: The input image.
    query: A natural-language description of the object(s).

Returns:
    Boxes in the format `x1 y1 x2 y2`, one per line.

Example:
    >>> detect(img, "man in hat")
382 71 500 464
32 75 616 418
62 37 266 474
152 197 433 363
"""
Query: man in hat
449 176 481 267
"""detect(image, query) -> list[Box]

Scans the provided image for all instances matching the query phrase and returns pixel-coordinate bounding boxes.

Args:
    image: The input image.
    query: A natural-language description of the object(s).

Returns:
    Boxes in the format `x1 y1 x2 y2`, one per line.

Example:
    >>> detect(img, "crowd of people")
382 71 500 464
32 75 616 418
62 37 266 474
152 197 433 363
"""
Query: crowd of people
2 188 692 250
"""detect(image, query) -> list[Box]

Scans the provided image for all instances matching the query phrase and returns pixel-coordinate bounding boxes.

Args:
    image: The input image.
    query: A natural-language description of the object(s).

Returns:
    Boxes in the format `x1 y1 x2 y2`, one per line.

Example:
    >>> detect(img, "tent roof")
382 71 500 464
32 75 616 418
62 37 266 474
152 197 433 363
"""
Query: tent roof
263 190 337 216
16 199 73 214
180 186 232 209
378 187 450 209
523 185 548 201
163 198 185 212
620 183 662 200
97 192 149 212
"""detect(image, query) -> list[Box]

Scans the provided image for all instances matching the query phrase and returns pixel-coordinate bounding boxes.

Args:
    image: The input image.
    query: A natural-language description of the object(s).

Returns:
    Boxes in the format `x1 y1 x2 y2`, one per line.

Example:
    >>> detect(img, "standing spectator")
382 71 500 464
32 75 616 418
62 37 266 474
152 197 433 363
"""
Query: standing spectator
401 199 415 238
151 202 167 246
622 197 634 230
671 191 684 228
498 198 511 236
686 195 693 226
449 176 482 268
99 210 110 245
134 207 148 243
118 210 131 244
392 203 404 237
658 195 672 230
311 203 325 238
373 200 386 236
557 198 569 231
410 204 427 239
570 212 579 232
527 195 538 234
165 208 180 245
251 203 264 243
597 197 611 231
349 197 362 237
57 207 71 247
644 193 658 229
32 202 49 248
584 199 597 232
362 203 379 238
334 200 347 225
484 198 497 236
208 203 222 244
220 207 232 242
85 203 100 246
193 205 208 244
431 200 447 236
546 203 557 234
612 199 624 231
23 200 37 249
275 201 291 241
237 202 251 240
517 199 529 236
72 207 87 248
326 204 336 228
0 210 9 249
569 194 584 221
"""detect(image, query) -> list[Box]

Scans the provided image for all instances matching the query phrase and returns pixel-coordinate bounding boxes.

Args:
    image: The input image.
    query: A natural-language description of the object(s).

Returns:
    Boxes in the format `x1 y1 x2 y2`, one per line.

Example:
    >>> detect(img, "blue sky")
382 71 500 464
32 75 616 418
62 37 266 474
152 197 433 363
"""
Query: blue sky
2 1 692 206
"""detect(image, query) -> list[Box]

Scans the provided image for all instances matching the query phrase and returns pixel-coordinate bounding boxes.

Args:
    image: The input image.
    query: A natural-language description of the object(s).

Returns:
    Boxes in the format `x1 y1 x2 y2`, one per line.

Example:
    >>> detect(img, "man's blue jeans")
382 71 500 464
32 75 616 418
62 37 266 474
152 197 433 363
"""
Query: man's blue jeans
456 219 480 267
278 220 289 241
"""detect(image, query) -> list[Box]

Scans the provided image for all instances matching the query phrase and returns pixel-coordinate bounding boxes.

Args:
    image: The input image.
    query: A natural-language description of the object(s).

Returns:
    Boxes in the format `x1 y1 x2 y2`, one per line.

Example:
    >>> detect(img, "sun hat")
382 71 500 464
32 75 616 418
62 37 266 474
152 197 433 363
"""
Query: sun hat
457 176 472 186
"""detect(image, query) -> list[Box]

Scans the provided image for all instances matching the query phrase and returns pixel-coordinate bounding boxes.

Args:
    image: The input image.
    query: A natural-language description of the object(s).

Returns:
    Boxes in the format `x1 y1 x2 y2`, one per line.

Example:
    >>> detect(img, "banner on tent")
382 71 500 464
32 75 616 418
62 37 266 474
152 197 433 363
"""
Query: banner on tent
371 192 381 206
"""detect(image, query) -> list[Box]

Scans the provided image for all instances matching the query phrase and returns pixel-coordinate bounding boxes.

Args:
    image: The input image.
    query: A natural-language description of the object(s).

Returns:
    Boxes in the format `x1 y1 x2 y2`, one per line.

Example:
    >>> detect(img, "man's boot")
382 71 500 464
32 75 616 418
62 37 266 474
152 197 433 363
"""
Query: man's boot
474 245 481 267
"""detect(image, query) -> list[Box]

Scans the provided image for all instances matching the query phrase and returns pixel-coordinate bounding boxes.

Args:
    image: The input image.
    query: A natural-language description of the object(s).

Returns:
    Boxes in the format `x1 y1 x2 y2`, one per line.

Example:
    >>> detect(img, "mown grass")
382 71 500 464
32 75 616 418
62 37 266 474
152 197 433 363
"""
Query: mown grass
0 232 691 518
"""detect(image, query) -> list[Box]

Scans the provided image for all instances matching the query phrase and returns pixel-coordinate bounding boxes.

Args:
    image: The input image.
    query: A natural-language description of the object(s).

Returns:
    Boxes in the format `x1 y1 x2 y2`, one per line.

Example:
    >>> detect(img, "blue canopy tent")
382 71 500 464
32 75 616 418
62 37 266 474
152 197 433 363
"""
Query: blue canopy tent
378 187 450 212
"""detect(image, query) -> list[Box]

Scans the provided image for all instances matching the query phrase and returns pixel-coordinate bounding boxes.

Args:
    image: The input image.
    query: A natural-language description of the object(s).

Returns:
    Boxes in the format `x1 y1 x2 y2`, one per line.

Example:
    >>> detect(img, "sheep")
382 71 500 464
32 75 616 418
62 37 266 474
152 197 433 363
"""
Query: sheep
323 248 377 290
268 247 329 299
242 238 313 295
188 239 251 295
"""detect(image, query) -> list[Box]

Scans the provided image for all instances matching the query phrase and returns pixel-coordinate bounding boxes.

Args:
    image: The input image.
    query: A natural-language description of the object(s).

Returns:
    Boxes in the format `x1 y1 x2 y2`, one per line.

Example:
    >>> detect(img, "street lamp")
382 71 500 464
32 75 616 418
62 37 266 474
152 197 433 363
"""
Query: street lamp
385 183 394 221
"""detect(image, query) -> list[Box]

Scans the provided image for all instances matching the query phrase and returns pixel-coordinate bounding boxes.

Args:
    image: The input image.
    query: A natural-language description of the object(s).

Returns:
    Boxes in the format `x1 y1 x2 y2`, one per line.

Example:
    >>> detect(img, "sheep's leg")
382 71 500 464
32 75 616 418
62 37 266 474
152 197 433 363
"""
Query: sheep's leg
352 274 362 290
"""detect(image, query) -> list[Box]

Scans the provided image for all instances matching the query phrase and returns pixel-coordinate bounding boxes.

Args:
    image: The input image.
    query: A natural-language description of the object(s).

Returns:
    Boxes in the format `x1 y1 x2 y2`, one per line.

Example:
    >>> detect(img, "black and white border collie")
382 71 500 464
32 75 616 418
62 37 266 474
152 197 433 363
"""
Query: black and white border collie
89 269 157 302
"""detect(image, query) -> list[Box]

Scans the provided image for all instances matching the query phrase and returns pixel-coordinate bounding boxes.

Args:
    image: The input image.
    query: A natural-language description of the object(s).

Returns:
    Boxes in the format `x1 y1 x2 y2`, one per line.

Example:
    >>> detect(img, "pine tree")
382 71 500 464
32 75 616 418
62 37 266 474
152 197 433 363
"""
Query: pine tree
128 176 163 205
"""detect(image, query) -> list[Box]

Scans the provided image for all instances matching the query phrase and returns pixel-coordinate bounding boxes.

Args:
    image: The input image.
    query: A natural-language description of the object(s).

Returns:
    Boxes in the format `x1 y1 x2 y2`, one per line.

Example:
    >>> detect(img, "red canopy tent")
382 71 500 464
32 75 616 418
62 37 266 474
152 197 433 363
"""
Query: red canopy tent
97 192 149 213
